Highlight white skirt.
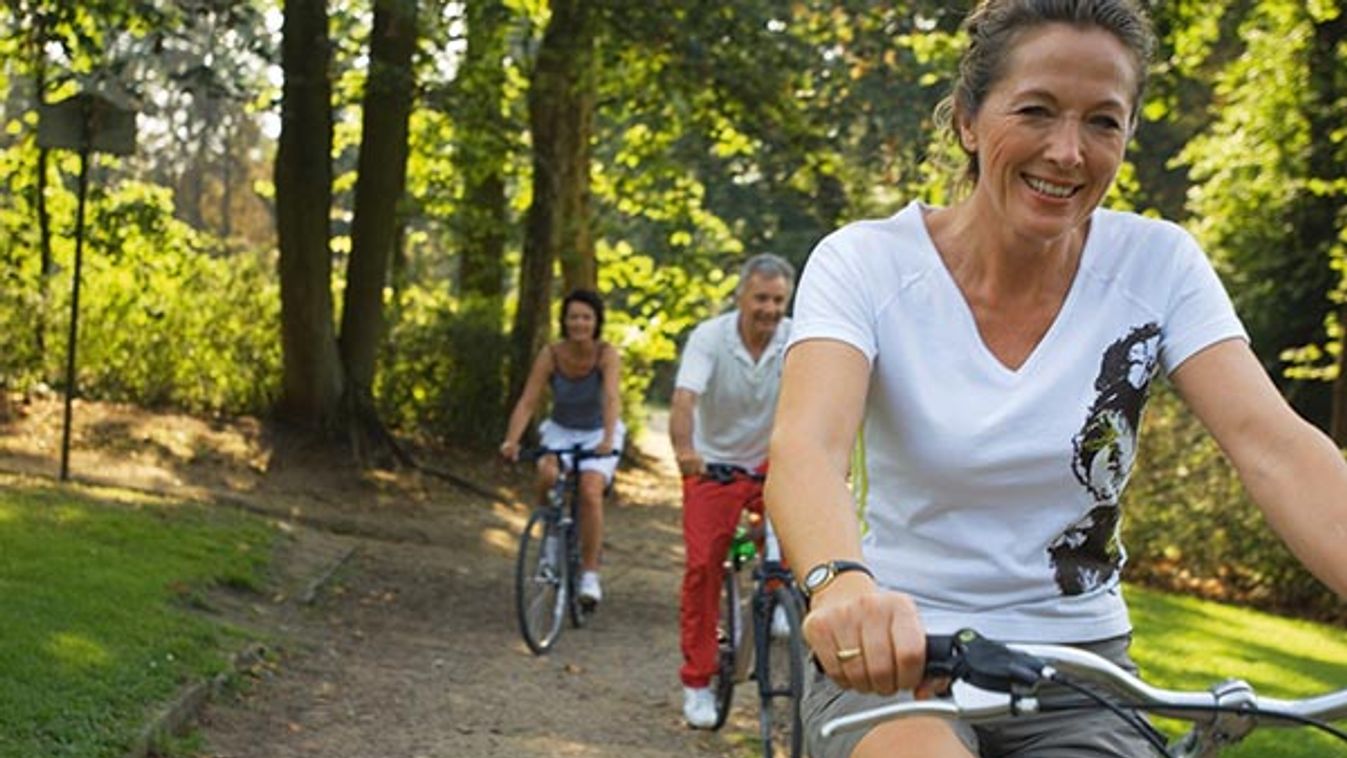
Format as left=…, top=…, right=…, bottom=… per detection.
left=538, top=418, right=626, bottom=483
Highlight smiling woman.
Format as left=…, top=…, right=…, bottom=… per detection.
left=764, top=1, right=1347, bottom=758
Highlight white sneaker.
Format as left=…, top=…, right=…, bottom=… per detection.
left=770, top=604, right=792, bottom=639
left=682, top=686, right=718, bottom=729
left=578, top=571, right=602, bottom=608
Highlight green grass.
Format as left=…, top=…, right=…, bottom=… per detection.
left=0, top=479, right=276, bottom=758
left=1128, top=584, right=1347, bottom=757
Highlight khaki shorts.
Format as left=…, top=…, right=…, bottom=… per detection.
left=803, top=635, right=1158, bottom=758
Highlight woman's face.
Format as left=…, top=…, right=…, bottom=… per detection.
left=563, top=301, right=598, bottom=341
left=960, top=23, right=1136, bottom=245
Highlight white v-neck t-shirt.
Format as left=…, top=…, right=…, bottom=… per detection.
left=789, top=201, right=1246, bottom=642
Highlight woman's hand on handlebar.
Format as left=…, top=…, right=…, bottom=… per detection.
left=803, top=577, right=937, bottom=698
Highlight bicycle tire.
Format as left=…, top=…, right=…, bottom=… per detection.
left=758, top=585, right=804, bottom=758
left=515, top=508, right=568, bottom=654
left=712, top=561, right=742, bottom=730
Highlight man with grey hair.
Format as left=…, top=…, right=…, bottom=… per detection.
left=669, top=252, right=794, bottom=728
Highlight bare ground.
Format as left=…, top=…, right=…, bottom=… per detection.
left=0, top=395, right=765, bottom=758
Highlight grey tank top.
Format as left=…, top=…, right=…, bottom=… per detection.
left=549, top=344, right=605, bottom=430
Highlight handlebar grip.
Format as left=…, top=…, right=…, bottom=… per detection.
left=925, top=634, right=958, bottom=678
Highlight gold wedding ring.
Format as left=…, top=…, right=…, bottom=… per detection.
left=835, top=647, right=863, bottom=662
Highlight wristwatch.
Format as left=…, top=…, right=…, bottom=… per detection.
left=800, top=560, right=874, bottom=600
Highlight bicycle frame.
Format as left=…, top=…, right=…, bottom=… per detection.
left=820, top=629, right=1347, bottom=757
left=513, top=445, right=615, bottom=654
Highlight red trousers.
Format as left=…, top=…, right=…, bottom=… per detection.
left=679, top=470, right=764, bottom=688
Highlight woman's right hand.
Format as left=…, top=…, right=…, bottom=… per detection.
left=801, top=575, right=933, bottom=697
left=498, top=440, right=520, bottom=462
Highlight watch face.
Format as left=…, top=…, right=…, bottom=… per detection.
left=804, top=564, right=831, bottom=593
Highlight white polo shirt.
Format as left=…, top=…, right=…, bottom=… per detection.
left=674, top=311, right=791, bottom=469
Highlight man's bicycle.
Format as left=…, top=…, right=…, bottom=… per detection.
left=821, top=628, right=1347, bottom=756
left=705, top=463, right=806, bottom=758
left=513, top=445, right=615, bottom=655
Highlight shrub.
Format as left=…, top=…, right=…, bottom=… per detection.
left=1124, top=383, right=1339, bottom=620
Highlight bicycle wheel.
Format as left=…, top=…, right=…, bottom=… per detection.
left=758, top=585, right=804, bottom=758
left=567, top=520, right=593, bottom=628
left=515, top=508, right=568, bottom=654
left=711, top=561, right=742, bottom=730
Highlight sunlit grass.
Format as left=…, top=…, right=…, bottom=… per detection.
left=0, top=479, right=276, bottom=758
left=1128, top=584, right=1347, bottom=757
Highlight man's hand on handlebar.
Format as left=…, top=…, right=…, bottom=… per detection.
left=675, top=448, right=705, bottom=477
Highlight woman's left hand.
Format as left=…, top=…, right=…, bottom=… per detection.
left=596, top=438, right=614, bottom=456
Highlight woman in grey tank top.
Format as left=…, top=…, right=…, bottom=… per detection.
left=500, top=289, right=625, bottom=607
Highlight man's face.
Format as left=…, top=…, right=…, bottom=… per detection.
left=736, top=273, right=791, bottom=341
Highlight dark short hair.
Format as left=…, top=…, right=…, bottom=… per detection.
left=936, top=0, right=1156, bottom=186
left=560, top=288, right=605, bottom=340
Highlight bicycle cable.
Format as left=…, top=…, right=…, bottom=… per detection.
left=1122, top=702, right=1347, bottom=745
left=1042, top=673, right=1175, bottom=757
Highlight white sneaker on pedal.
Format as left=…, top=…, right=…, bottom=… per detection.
left=770, top=604, right=792, bottom=639
left=578, top=571, right=602, bottom=608
left=682, top=686, right=717, bottom=729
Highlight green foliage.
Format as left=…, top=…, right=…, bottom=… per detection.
left=1178, top=0, right=1346, bottom=423
left=62, top=180, right=281, bottom=413
left=1124, top=383, right=1339, bottom=619
left=0, top=480, right=275, bottom=758
left=598, top=239, right=737, bottom=424
left=377, top=287, right=511, bottom=446
left=0, top=137, right=281, bottom=413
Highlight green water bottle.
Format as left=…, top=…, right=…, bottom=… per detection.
left=731, top=525, right=757, bottom=563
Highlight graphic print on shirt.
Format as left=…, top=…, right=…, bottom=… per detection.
left=1050, top=322, right=1161, bottom=595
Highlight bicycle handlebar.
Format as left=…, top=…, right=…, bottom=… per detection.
left=703, top=462, right=766, bottom=484
left=821, top=629, right=1347, bottom=747
left=518, top=446, right=619, bottom=465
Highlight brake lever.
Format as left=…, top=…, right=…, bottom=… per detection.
left=934, top=629, right=1050, bottom=694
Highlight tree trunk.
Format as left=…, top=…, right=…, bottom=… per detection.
left=21, top=8, right=54, bottom=358
left=455, top=0, right=509, bottom=303
left=340, top=0, right=417, bottom=394
left=1312, top=12, right=1347, bottom=444
left=221, top=119, right=233, bottom=240
left=275, top=0, right=344, bottom=430
left=338, top=0, right=417, bottom=463
left=450, top=0, right=510, bottom=437
left=508, top=0, right=597, bottom=404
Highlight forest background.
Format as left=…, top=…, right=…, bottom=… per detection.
left=0, top=0, right=1344, bottom=621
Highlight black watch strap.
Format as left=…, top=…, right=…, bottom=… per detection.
left=801, top=559, right=874, bottom=601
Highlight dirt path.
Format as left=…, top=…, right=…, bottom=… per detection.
left=171, top=412, right=762, bottom=758
left=0, top=398, right=770, bottom=757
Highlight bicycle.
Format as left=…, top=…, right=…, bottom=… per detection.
left=820, top=627, right=1347, bottom=756
left=513, top=445, right=616, bottom=655
left=704, top=463, right=806, bottom=758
